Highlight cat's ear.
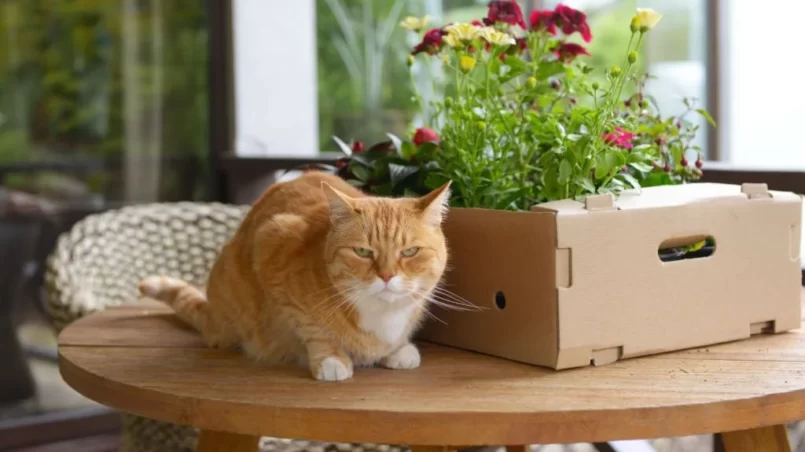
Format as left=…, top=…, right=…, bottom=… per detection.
left=417, top=181, right=452, bottom=226
left=322, top=181, right=356, bottom=224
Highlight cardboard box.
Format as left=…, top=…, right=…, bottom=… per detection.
left=417, top=182, right=803, bottom=369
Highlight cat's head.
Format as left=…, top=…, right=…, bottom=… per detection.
left=322, top=181, right=452, bottom=306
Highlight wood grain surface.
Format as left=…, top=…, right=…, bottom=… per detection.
left=58, top=300, right=805, bottom=446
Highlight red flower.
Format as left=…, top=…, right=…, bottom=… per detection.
left=516, top=37, right=528, bottom=52
left=555, top=42, right=590, bottom=62
left=412, top=28, right=446, bottom=55
left=471, top=20, right=484, bottom=27
left=413, top=127, right=440, bottom=146
left=352, top=141, right=365, bottom=153
left=553, top=4, right=592, bottom=43
left=336, top=158, right=348, bottom=169
left=485, top=0, right=527, bottom=29
left=602, top=127, right=634, bottom=149
left=529, top=10, right=557, bottom=34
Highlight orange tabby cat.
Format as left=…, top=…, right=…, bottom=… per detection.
left=138, top=171, right=452, bottom=381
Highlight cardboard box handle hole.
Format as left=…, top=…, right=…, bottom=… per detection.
left=658, top=235, right=716, bottom=263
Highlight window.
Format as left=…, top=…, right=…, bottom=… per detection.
left=0, top=0, right=212, bottom=203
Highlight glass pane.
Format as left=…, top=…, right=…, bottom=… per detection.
left=0, top=0, right=211, bottom=203
left=0, top=0, right=211, bottom=419
left=317, top=0, right=710, bottom=158
left=316, top=0, right=525, bottom=149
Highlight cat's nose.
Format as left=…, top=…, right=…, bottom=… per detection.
left=379, top=273, right=394, bottom=283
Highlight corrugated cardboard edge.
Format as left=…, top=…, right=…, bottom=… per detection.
left=417, top=208, right=561, bottom=368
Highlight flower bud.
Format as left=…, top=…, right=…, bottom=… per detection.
left=569, top=97, right=577, bottom=104
left=621, top=166, right=629, bottom=173
left=459, top=55, right=476, bottom=73
left=695, top=157, right=703, bottom=168
left=549, top=79, right=560, bottom=89
left=655, top=136, right=666, bottom=146
left=628, top=51, right=637, bottom=64
left=663, top=163, right=671, bottom=173
left=477, top=121, right=487, bottom=129
left=527, top=76, right=538, bottom=89
left=680, top=157, right=688, bottom=167
left=624, top=99, right=632, bottom=107
left=592, top=81, right=600, bottom=90
left=641, top=99, right=649, bottom=108
left=407, top=55, right=415, bottom=67
left=609, top=66, right=622, bottom=77
left=445, top=97, right=454, bottom=108
left=630, top=16, right=640, bottom=33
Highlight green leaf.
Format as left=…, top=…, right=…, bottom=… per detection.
left=566, top=133, right=583, bottom=142
left=536, top=61, right=565, bottom=80
left=628, top=162, right=654, bottom=173
left=386, top=133, right=403, bottom=153
left=620, top=172, right=641, bottom=190
left=401, top=141, right=417, bottom=159
left=388, top=163, right=419, bottom=188
left=556, top=122, right=566, bottom=138
left=332, top=136, right=353, bottom=156
left=696, top=108, right=717, bottom=128
left=575, top=177, right=596, bottom=193
left=559, top=159, right=572, bottom=184
left=350, top=164, right=371, bottom=182
left=632, top=143, right=652, bottom=151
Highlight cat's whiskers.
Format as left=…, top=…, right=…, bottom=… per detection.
left=431, top=286, right=483, bottom=310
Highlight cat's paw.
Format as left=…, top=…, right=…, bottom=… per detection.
left=312, top=356, right=354, bottom=381
left=382, top=343, right=421, bottom=370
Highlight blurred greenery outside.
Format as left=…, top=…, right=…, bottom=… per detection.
left=0, top=0, right=210, bottom=201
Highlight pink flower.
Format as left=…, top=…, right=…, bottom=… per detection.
left=602, top=127, right=634, bottom=149
left=529, top=10, right=557, bottom=34
left=555, top=42, right=590, bottom=62
left=352, top=141, right=365, bottom=153
left=553, top=4, right=592, bottom=43
left=485, top=0, right=527, bottom=29
left=412, top=28, right=446, bottom=55
left=413, top=127, right=440, bottom=146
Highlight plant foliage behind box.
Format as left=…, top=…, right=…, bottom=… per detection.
left=417, top=183, right=803, bottom=369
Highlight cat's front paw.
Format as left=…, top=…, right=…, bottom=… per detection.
left=312, top=356, right=354, bottom=381
left=382, top=343, right=421, bottom=370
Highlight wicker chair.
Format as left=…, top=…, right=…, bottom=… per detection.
left=45, top=202, right=407, bottom=452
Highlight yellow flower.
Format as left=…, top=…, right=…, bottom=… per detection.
left=459, top=55, right=476, bottom=73
left=633, top=8, right=662, bottom=32
left=444, top=23, right=480, bottom=42
left=478, top=27, right=516, bottom=47
left=443, top=34, right=464, bottom=49
left=399, top=15, right=429, bottom=32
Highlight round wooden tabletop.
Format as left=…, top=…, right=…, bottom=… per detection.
left=58, top=299, right=805, bottom=447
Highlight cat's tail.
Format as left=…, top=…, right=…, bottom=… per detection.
left=138, top=276, right=212, bottom=334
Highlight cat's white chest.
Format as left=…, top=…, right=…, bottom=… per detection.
left=356, top=302, right=415, bottom=345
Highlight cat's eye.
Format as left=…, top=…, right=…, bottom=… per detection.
left=353, top=247, right=374, bottom=258
left=401, top=247, right=420, bottom=258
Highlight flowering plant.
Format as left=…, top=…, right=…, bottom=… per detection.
left=331, top=1, right=715, bottom=210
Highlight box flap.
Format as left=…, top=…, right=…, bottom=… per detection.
left=532, top=183, right=801, bottom=215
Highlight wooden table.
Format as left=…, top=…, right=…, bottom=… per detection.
left=58, top=301, right=805, bottom=452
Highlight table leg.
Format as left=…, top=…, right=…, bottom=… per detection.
left=196, top=430, right=260, bottom=452
left=720, top=425, right=791, bottom=452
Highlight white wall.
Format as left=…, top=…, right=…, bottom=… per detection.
left=721, top=0, right=805, bottom=169
left=231, top=0, right=318, bottom=157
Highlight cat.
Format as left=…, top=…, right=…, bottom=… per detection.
left=138, top=170, right=453, bottom=381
